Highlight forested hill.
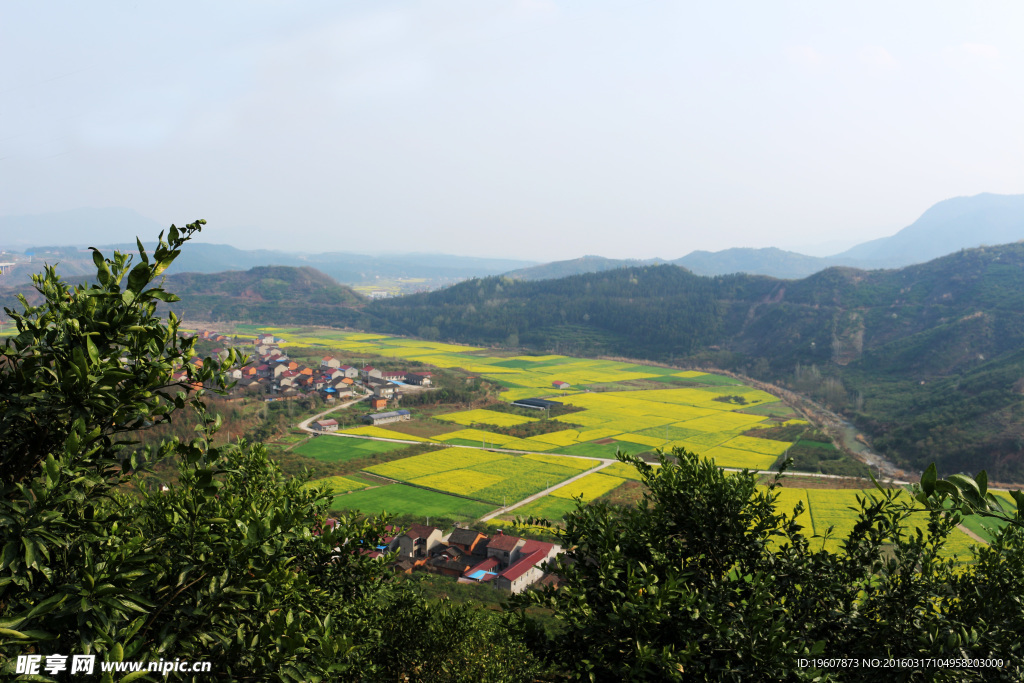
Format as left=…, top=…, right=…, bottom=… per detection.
left=368, top=244, right=1024, bottom=480
left=164, top=266, right=369, bottom=326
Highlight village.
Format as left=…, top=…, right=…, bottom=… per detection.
left=182, top=328, right=567, bottom=594
left=179, top=330, right=432, bottom=411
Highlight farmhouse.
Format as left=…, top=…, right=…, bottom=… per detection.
left=424, top=547, right=475, bottom=578
left=369, top=381, right=399, bottom=399
left=397, top=524, right=442, bottom=559
left=486, top=530, right=525, bottom=565
left=363, top=410, right=411, bottom=426
left=311, top=419, right=338, bottom=432
left=447, top=527, right=488, bottom=556
left=552, top=381, right=570, bottom=390
left=495, top=549, right=549, bottom=594
left=406, top=372, right=433, bottom=386
left=321, top=356, right=341, bottom=369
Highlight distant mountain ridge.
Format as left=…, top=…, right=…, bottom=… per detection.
left=502, top=192, right=1024, bottom=281
left=4, top=193, right=1023, bottom=285
left=505, top=255, right=660, bottom=281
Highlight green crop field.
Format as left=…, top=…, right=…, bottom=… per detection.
left=293, top=436, right=413, bottom=463
left=330, top=484, right=494, bottom=520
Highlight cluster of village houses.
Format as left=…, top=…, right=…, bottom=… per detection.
left=177, top=330, right=432, bottom=421
left=340, top=522, right=562, bottom=594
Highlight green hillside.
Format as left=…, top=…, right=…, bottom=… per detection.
left=367, top=244, right=1024, bottom=480
left=163, top=266, right=370, bottom=326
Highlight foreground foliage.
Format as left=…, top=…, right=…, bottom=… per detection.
left=513, top=450, right=1024, bottom=682
left=0, top=225, right=541, bottom=682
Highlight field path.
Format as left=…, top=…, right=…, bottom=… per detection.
left=956, top=523, right=988, bottom=545
left=297, top=394, right=370, bottom=432
left=479, top=459, right=616, bottom=522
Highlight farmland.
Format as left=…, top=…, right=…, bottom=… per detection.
left=238, top=326, right=982, bottom=556
left=329, top=484, right=494, bottom=520
left=364, top=447, right=597, bottom=505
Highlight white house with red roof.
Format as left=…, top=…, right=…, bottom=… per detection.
left=495, top=549, right=550, bottom=593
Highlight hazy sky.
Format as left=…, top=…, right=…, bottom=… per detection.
left=2, top=1, right=1023, bottom=260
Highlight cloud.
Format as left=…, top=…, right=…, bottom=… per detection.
left=945, top=42, right=1001, bottom=70
left=858, top=45, right=897, bottom=70
left=785, top=45, right=826, bottom=72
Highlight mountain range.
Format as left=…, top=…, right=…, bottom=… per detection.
left=503, top=193, right=1024, bottom=280
left=3, top=193, right=1024, bottom=287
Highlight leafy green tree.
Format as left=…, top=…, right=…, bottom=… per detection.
left=512, top=449, right=1024, bottom=682
left=1, top=223, right=543, bottom=682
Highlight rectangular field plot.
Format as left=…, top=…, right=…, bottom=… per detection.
left=330, top=484, right=494, bottom=520
left=552, top=442, right=641, bottom=458
left=526, top=430, right=590, bottom=448
left=433, top=429, right=516, bottom=446
left=435, top=409, right=538, bottom=427
left=600, top=461, right=650, bottom=481
left=699, top=446, right=777, bottom=470
left=470, top=459, right=583, bottom=504
left=613, top=433, right=669, bottom=448
left=365, top=447, right=507, bottom=480
left=293, top=437, right=414, bottom=463
left=675, top=412, right=768, bottom=433
left=523, top=452, right=598, bottom=471
left=496, top=437, right=559, bottom=452
left=364, top=448, right=582, bottom=505
left=337, top=426, right=435, bottom=442
left=719, top=435, right=793, bottom=456
left=550, top=472, right=628, bottom=502
left=411, top=469, right=505, bottom=495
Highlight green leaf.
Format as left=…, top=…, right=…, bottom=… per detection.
left=0, top=627, right=30, bottom=639
left=127, top=262, right=151, bottom=294
left=920, top=463, right=937, bottom=497
left=86, top=335, right=100, bottom=365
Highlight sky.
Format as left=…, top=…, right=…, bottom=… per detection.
left=2, top=1, right=1023, bottom=261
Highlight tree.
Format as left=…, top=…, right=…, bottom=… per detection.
left=1, top=223, right=543, bottom=682
left=511, top=449, right=1024, bottom=682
